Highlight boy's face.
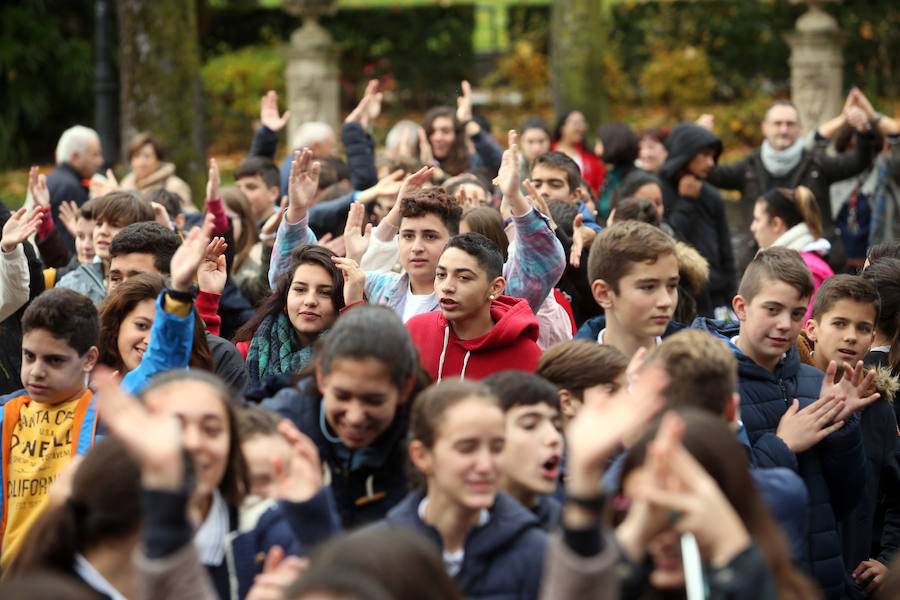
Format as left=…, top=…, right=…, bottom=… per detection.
left=435, top=247, right=503, bottom=323
left=242, top=433, right=293, bottom=499
left=21, top=329, right=97, bottom=405
left=520, top=129, right=551, bottom=163
left=686, top=148, right=716, bottom=180
left=93, top=218, right=124, bottom=260
left=74, top=217, right=95, bottom=264
left=501, top=403, right=563, bottom=499
left=237, top=175, right=279, bottom=221
left=530, top=165, right=578, bottom=205
left=108, top=252, right=160, bottom=292
left=806, top=299, right=876, bottom=370
left=733, top=278, right=809, bottom=372
left=594, top=254, right=680, bottom=339
left=398, top=214, right=450, bottom=287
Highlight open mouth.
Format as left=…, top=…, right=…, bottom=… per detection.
left=541, top=455, right=561, bottom=478
left=439, top=298, right=458, bottom=310
left=838, top=349, right=857, bottom=358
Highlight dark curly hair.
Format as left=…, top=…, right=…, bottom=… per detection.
left=398, top=188, right=462, bottom=235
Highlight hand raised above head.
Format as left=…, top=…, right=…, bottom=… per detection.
left=170, top=213, right=215, bottom=292
left=260, top=90, right=291, bottom=132
left=287, top=149, right=320, bottom=223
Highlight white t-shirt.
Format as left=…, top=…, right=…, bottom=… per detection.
left=596, top=328, right=662, bottom=347
left=402, top=287, right=437, bottom=323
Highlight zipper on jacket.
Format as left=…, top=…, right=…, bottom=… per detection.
left=778, top=378, right=788, bottom=405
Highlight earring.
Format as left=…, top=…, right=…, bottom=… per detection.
left=489, top=294, right=495, bottom=300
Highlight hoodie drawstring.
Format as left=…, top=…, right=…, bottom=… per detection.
left=437, top=324, right=471, bottom=381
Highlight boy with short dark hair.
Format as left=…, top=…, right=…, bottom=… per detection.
left=797, top=274, right=900, bottom=596
left=484, top=370, right=563, bottom=530
left=695, top=246, right=874, bottom=599
left=406, top=232, right=541, bottom=381
left=530, top=151, right=601, bottom=232
left=0, top=288, right=100, bottom=567
left=575, top=220, right=681, bottom=358
left=236, top=406, right=294, bottom=501
left=235, top=156, right=282, bottom=225
left=56, top=191, right=155, bottom=304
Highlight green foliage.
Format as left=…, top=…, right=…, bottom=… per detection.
left=0, top=0, right=95, bottom=168
left=201, top=45, right=285, bottom=153
left=638, top=45, right=716, bottom=114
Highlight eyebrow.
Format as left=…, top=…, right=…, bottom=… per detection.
left=292, top=280, right=333, bottom=288
left=400, top=228, right=443, bottom=235
left=23, top=349, right=71, bottom=361
left=436, top=266, right=479, bottom=276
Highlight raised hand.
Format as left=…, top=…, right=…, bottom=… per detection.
left=206, top=158, right=221, bottom=203
left=170, top=213, right=215, bottom=292
left=260, top=90, right=291, bottom=132
left=695, top=113, right=715, bottom=131
left=58, top=200, right=80, bottom=237
left=1, top=207, right=44, bottom=253
left=198, top=236, right=228, bottom=295
left=151, top=202, right=174, bottom=230
left=776, top=395, right=845, bottom=453
left=89, top=169, right=119, bottom=198
left=385, top=165, right=435, bottom=228
left=826, top=360, right=879, bottom=423
left=332, top=256, right=365, bottom=305
left=846, top=106, right=871, bottom=133
left=343, top=201, right=372, bottom=263
left=93, top=366, right=184, bottom=490
left=287, top=149, right=319, bottom=224
left=344, top=79, right=381, bottom=128
left=492, top=130, right=529, bottom=217
left=569, top=213, right=595, bottom=268
left=525, top=180, right=557, bottom=230
left=418, top=127, right=437, bottom=167
left=246, top=545, right=309, bottom=600
left=271, top=420, right=324, bottom=502
left=356, top=168, right=404, bottom=205
left=849, top=88, right=878, bottom=123
left=28, top=166, right=50, bottom=208
left=261, top=197, right=288, bottom=244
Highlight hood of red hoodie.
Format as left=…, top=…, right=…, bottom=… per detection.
left=437, top=295, right=539, bottom=351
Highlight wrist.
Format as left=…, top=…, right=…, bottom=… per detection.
left=0, top=242, right=14, bottom=253
left=167, top=283, right=198, bottom=300
left=286, top=208, right=307, bottom=225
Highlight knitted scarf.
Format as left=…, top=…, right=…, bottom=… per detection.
left=760, top=139, right=804, bottom=178
left=246, top=312, right=320, bottom=383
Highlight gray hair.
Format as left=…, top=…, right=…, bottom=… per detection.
left=55, top=125, right=100, bottom=165
left=295, top=121, right=334, bottom=148
left=385, top=120, right=421, bottom=154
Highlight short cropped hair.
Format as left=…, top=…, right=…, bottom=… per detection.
left=235, top=156, right=280, bottom=190
left=764, top=100, right=800, bottom=123
left=862, top=258, right=900, bottom=346
left=109, top=222, right=182, bottom=275
left=295, top=121, right=334, bottom=148
left=126, top=131, right=165, bottom=161
left=536, top=340, right=629, bottom=402
left=810, top=274, right=880, bottom=322
left=483, top=370, right=561, bottom=412
left=867, top=240, right=900, bottom=263
left=531, top=151, right=581, bottom=192
left=236, top=406, right=284, bottom=439
left=738, top=246, right=813, bottom=304
left=443, top=232, right=504, bottom=281
left=645, top=330, right=737, bottom=415
left=93, top=191, right=154, bottom=227
left=586, top=220, right=676, bottom=293
left=55, top=125, right=99, bottom=165
left=22, top=288, right=99, bottom=356
left=399, top=188, right=462, bottom=236
left=611, top=196, right=660, bottom=227
left=77, top=198, right=96, bottom=221
left=145, top=189, right=184, bottom=218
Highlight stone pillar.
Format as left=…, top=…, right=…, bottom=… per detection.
left=283, top=0, right=340, bottom=151
left=784, top=0, right=845, bottom=133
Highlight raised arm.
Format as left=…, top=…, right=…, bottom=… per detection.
left=0, top=207, right=41, bottom=321
left=269, top=150, right=319, bottom=288
left=342, top=79, right=380, bottom=191
left=249, top=90, right=291, bottom=159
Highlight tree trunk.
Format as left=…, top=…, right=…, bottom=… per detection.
left=117, top=0, right=204, bottom=206
left=550, top=0, right=609, bottom=135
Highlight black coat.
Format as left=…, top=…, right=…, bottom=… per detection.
left=46, top=163, right=90, bottom=252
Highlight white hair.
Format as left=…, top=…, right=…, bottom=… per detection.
left=294, top=122, right=334, bottom=148
left=385, top=120, right=421, bottom=153
left=55, top=125, right=100, bottom=165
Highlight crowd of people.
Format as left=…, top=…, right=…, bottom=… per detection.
left=2, top=77, right=900, bottom=600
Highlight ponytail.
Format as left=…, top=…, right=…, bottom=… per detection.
left=793, top=186, right=822, bottom=239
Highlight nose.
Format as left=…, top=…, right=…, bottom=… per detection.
left=181, top=423, right=200, bottom=453
left=344, top=402, right=366, bottom=427
left=303, top=290, right=318, bottom=307
left=544, top=423, right=563, bottom=449
left=657, top=287, right=674, bottom=309
left=474, top=447, right=495, bottom=473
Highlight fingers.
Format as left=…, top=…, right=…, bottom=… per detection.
left=262, top=545, right=285, bottom=574
left=507, top=129, right=518, bottom=152
left=626, top=347, right=648, bottom=382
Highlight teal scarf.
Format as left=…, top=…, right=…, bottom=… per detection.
left=246, top=312, right=322, bottom=383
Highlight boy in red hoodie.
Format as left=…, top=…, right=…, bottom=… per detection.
left=406, top=232, right=541, bottom=381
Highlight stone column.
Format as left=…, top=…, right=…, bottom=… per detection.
left=283, top=0, right=340, bottom=151
left=784, top=0, right=845, bottom=133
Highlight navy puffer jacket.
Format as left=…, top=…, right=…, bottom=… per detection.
left=694, top=318, right=866, bottom=599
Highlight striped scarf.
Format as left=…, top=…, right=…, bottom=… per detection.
left=246, top=312, right=319, bottom=383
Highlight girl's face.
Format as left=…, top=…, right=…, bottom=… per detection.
left=750, top=201, right=785, bottom=249
left=224, top=205, right=244, bottom=248
left=520, top=128, right=551, bottom=163
left=622, top=466, right=685, bottom=590
left=419, top=397, right=506, bottom=511
left=318, top=357, right=406, bottom=448
left=638, top=137, right=667, bottom=173
left=117, top=298, right=155, bottom=373
left=286, top=263, right=338, bottom=340
left=560, top=112, right=586, bottom=145
left=131, top=143, right=160, bottom=179
left=429, top=116, right=456, bottom=160
left=633, top=183, right=664, bottom=220
left=145, top=380, right=231, bottom=501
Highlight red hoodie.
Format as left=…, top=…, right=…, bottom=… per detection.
left=406, top=295, right=542, bottom=381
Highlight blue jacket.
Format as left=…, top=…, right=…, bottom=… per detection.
left=694, top=318, right=866, bottom=599
left=261, top=379, right=409, bottom=528
left=381, top=490, right=547, bottom=600
left=574, top=315, right=686, bottom=341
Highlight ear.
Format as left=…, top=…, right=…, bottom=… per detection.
left=606, top=209, right=616, bottom=227
left=723, top=392, right=740, bottom=424
left=591, top=278, right=614, bottom=310
left=398, top=374, right=416, bottom=405
left=732, top=294, right=747, bottom=321
left=570, top=185, right=583, bottom=204
left=558, top=389, right=582, bottom=420
left=83, top=346, right=99, bottom=373
left=268, top=186, right=281, bottom=202
left=408, top=439, right=432, bottom=476
left=771, top=216, right=787, bottom=234
left=489, top=276, right=506, bottom=299
left=805, top=318, right=818, bottom=342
